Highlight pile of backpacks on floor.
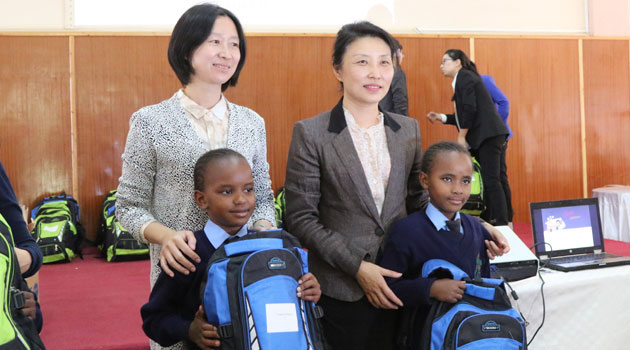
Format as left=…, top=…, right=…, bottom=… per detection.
left=29, top=191, right=148, bottom=263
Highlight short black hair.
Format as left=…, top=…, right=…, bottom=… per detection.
left=332, top=21, right=399, bottom=71
left=421, top=141, right=471, bottom=174
left=194, top=148, right=247, bottom=191
left=444, top=49, right=478, bottom=76
left=167, top=3, right=247, bottom=91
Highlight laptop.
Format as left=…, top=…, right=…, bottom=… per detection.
left=530, top=197, right=630, bottom=272
left=490, top=226, right=539, bottom=281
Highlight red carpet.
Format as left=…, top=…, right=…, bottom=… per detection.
left=36, top=224, right=630, bottom=349
left=39, top=247, right=151, bottom=350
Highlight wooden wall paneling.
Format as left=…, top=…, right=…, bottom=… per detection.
left=475, top=38, right=583, bottom=223
left=401, top=37, right=470, bottom=148
left=225, top=36, right=340, bottom=191
left=583, top=40, right=630, bottom=193
left=0, top=36, right=72, bottom=215
left=74, top=35, right=179, bottom=241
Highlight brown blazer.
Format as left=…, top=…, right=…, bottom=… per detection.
left=284, top=98, right=425, bottom=302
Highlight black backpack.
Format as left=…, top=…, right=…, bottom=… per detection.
left=0, top=214, right=46, bottom=350
left=397, top=259, right=527, bottom=350
left=201, top=229, right=327, bottom=350
left=30, top=194, right=84, bottom=263
left=97, top=190, right=149, bottom=262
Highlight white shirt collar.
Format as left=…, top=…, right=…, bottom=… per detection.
left=177, top=89, right=228, bottom=121
left=203, top=219, right=248, bottom=249
left=342, top=107, right=384, bottom=131
left=426, top=202, right=463, bottom=234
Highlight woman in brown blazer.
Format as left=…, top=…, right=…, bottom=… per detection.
left=285, top=23, right=509, bottom=350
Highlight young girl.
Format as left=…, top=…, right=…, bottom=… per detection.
left=379, top=141, right=494, bottom=350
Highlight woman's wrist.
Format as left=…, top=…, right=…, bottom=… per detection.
left=144, top=221, right=176, bottom=245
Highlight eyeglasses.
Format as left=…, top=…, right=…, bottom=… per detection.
left=441, top=58, right=453, bottom=65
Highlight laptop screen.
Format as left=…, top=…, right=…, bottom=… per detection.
left=530, top=198, right=605, bottom=258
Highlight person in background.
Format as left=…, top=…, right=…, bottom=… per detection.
left=115, top=4, right=276, bottom=349
left=427, top=49, right=510, bottom=226
left=0, top=160, right=43, bottom=332
left=379, top=39, right=408, bottom=116
left=481, top=74, right=514, bottom=229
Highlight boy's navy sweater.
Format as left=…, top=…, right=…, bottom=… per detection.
left=380, top=209, right=491, bottom=307
left=141, top=229, right=215, bottom=348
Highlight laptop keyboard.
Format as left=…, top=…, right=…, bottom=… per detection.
left=551, top=253, right=613, bottom=264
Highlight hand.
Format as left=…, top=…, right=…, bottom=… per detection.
left=355, top=261, right=403, bottom=309
left=14, top=248, right=32, bottom=274
left=160, top=230, right=200, bottom=277
left=189, top=306, right=220, bottom=350
left=482, top=222, right=511, bottom=259
left=251, top=220, right=276, bottom=232
left=297, top=272, right=321, bottom=303
left=430, top=279, right=466, bottom=303
left=426, top=112, right=443, bottom=124
left=21, top=291, right=37, bottom=320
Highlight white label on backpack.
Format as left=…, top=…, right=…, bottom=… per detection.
left=266, top=303, right=298, bottom=333
left=44, top=225, right=59, bottom=232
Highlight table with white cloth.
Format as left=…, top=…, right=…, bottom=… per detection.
left=592, top=185, right=630, bottom=242
left=509, top=265, right=630, bottom=349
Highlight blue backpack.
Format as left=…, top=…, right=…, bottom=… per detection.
left=201, top=229, right=326, bottom=350
left=399, top=259, right=527, bottom=350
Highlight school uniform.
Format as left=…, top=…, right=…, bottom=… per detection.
left=380, top=203, right=491, bottom=349
left=140, top=221, right=248, bottom=350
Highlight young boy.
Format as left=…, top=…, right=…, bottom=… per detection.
left=379, top=141, right=494, bottom=349
left=141, top=149, right=321, bottom=350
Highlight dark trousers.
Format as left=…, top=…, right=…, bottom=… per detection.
left=500, top=140, right=514, bottom=222
left=472, top=134, right=509, bottom=225
left=318, top=294, right=398, bottom=350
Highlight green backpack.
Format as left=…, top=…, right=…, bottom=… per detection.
left=30, top=195, right=84, bottom=264
left=460, top=157, right=485, bottom=217
left=97, top=190, right=149, bottom=262
left=0, top=214, right=45, bottom=350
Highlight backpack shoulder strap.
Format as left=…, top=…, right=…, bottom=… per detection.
left=421, top=259, right=470, bottom=280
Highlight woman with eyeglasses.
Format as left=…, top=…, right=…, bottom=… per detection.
left=427, top=49, right=510, bottom=226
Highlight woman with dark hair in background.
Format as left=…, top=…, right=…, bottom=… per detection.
left=116, top=4, right=276, bottom=348
left=427, top=49, right=510, bottom=226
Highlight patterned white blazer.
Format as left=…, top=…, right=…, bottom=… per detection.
left=116, top=93, right=275, bottom=288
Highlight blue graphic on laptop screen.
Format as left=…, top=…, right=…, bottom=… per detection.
left=532, top=203, right=603, bottom=252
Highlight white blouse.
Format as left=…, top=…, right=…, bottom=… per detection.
left=343, top=108, right=391, bottom=214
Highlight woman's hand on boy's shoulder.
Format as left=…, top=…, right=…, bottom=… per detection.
left=189, top=306, right=220, bottom=350
left=160, top=230, right=201, bottom=278
left=297, top=272, right=321, bottom=303
left=251, top=219, right=276, bottom=232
